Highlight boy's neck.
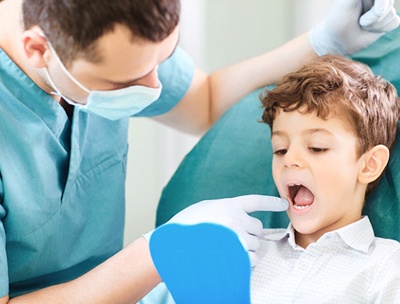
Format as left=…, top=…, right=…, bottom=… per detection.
left=294, top=214, right=363, bottom=249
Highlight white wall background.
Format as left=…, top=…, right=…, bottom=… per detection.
left=124, top=0, right=399, bottom=243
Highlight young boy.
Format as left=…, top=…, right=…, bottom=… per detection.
left=252, top=55, right=400, bottom=303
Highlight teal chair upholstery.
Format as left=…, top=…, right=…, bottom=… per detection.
left=156, top=26, right=400, bottom=241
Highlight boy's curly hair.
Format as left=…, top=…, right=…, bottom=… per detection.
left=261, top=55, right=400, bottom=194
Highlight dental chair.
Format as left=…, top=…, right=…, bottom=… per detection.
left=156, top=26, right=400, bottom=242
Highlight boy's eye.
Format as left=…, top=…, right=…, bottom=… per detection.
left=309, top=147, right=328, bottom=153
left=273, top=149, right=287, bottom=156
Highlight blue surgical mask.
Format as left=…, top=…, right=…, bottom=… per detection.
left=44, top=42, right=162, bottom=121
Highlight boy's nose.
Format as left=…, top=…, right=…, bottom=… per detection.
left=283, top=148, right=301, bottom=168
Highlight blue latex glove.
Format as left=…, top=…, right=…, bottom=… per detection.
left=310, top=0, right=400, bottom=56
left=145, top=195, right=288, bottom=267
left=150, top=223, right=251, bottom=304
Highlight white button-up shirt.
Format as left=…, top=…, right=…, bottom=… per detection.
left=251, top=217, right=400, bottom=303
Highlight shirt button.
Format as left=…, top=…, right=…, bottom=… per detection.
left=299, top=261, right=307, bottom=270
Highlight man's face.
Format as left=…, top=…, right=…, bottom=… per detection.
left=271, top=109, right=366, bottom=246
left=44, top=25, right=179, bottom=104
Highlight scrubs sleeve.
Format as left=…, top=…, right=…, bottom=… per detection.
left=0, top=178, right=9, bottom=297
left=134, top=46, right=194, bottom=117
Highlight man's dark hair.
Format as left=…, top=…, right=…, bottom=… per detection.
left=22, top=0, right=180, bottom=66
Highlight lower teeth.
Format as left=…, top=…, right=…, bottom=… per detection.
left=294, top=204, right=310, bottom=210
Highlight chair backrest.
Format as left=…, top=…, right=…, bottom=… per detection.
left=156, top=25, right=400, bottom=241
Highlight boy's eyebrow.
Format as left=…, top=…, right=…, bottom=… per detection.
left=271, top=128, right=335, bottom=137
left=303, top=128, right=335, bottom=137
left=271, top=130, right=287, bottom=138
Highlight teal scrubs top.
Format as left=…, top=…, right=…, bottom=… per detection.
left=0, top=47, right=194, bottom=298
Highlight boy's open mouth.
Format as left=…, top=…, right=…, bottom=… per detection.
left=288, top=183, right=315, bottom=210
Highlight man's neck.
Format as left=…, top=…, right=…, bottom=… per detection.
left=0, top=0, right=57, bottom=99
left=0, top=0, right=73, bottom=118
left=0, top=0, right=23, bottom=51
left=0, top=0, right=31, bottom=74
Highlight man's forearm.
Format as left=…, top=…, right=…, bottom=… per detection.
left=154, top=32, right=317, bottom=135
left=208, top=32, right=317, bottom=123
left=6, top=238, right=161, bottom=304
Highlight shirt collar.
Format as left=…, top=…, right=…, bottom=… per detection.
left=0, top=48, right=70, bottom=134
left=263, top=216, right=375, bottom=253
left=330, top=216, right=375, bottom=253
left=262, top=224, right=303, bottom=250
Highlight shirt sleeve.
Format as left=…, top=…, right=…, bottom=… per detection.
left=368, top=248, right=400, bottom=302
left=0, top=178, right=9, bottom=297
left=134, top=46, right=195, bottom=117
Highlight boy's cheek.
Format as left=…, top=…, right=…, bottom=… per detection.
left=274, top=180, right=286, bottom=199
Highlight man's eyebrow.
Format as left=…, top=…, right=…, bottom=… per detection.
left=166, top=36, right=180, bottom=60
left=108, top=70, right=154, bottom=87
left=107, top=38, right=180, bottom=87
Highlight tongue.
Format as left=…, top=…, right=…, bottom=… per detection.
left=294, top=186, right=314, bottom=206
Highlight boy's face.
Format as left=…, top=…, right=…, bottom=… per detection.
left=271, top=109, right=366, bottom=246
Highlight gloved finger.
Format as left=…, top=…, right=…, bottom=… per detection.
left=248, top=251, right=260, bottom=268
left=241, top=233, right=260, bottom=253
left=334, top=0, right=365, bottom=10
left=361, top=5, right=399, bottom=29
left=244, top=215, right=263, bottom=237
left=371, top=0, right=394, bottom=15
left=234, top=194, right=288, bottom=213
left=361, top=0, right=374, bottom=12
left=233, top=226, right=260, bottom=251
left=248, top=234, right=260, bottom=253
left=361, top=8, right=400, bottom=32
left=360, top=0, right=394, bottom=26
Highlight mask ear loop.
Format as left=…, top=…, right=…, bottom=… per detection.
left=39, top=31, right=90, bottom=108
left=39, top=31, right=91, bottom=94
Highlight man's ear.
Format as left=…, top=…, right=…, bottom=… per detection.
left=358, top=145, right=390, bottom=185
left=21, top=26, right=49, bottom=68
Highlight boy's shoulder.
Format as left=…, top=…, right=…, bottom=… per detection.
left=372, top=236, right=400, bottom=253
left=365, top=236, right=400, bottom=269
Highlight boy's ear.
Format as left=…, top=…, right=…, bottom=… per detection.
left=21, top=26, right=49, bottom=68
left=358, top=145, right=390, bottom=185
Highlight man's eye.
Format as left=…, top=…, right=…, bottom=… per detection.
left=309, top=147, right=328, bottom=153
left=273, top=149, right=287, bottom=155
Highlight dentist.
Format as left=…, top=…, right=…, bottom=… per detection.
left=0, top=0, right=398, bottom=303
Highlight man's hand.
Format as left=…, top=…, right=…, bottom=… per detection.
left=310, top=0, right=400, bottom=56
left=163, top=195, right=288, bottom=266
